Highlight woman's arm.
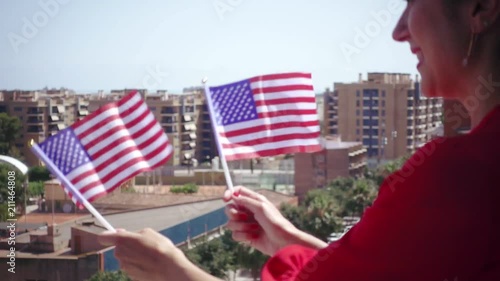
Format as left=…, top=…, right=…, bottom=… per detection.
left=98, top=228, right=223, bottom=281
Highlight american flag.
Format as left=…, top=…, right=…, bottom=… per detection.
left=207, top=72, right=322, bottom=161
left=38, top=91, right=172, bottom=203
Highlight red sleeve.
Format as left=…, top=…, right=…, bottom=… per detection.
left=262, top=139, right=495, bottom=281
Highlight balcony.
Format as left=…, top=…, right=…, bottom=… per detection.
left=78, top=110, right=89, bottom=117
left=27, top=117, right=43, bottom=124
left=182, top=115, right=194, bottom=122
left=27, top=125, right=44, bottom=134
left=51, top=105, right=66, bottom=114
left=27, top=108, right=43, bottom=115
left=163, top=125, right=177, bottom=133
left=349, top=161, right=367, bottom=170
left=182, top=123, right=196, bottom=132
left=160, top=107, right=178, bottom=114
left=161, top=117, right=177, bottom=124
left=348, top=148, right=367, bottom=157
left=49, top=114, right=63, bottom=123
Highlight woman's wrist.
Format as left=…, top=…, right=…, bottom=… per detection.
left=282, top=225, right=328, bottom=250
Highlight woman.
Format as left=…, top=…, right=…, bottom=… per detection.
left=98, top=0, right=500, bottom=280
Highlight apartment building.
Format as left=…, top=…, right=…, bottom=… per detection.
left=88, top=89, right=201, bottom=169
left=324, top=73, right=443, bottom=164
left=0, top=89, right=89, bottom=166
left=190, top=89, right=218, bottom=165
left=294, top=136, right=367, bottom=200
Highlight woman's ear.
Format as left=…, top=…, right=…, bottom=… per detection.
left=471, top=0, right=500, bottom=32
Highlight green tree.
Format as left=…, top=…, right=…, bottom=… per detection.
left=28, top=166, right=51, bottom=182
left=28, top=181, right=45, bottom=197
left=326, top=177, right=378, bottom=217
left=0, top=163, right=27, bottom=220
left=281, top=191, right=343, bottom=242
left=184, top=236, right=235, bottom=279
left=0, top=113, right=22, bottom=156
left=170, top=183, right=199, bottom=194
left=235, top=245, right=268, bottom=281
left=281, top=176, right=379, bottom=242
left=219, top=230, right=269, bottom=281
left=87, top=270, right=132, bottom=281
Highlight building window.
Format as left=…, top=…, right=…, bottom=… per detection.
left=356, top=129, right=360, bottom=135
left=363, top=109, right=378, bottom=116
left=368, top=148, right=379, bottom=157
left=356, top=100, right=360, bottom=107
left=356, top=90, right=360, bottom=97
left=14, top=107, right=22, bottom=112
left=382, top=100, right=386, bottom=107
left=363, top=119, right=379, bottom=126
left=381, top=110, right=385, bottom=116
left=382, top=91, right=386, bottom=97
left=356, top=110, right=360, bottom=116
left=149, top=107, right=157, bottom=111
left=356, top=120, right=360, bottom=126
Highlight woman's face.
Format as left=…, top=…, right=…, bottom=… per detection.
left=393, top=0, right=470, bottom=98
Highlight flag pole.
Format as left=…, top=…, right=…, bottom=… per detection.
left=202, top=78, right=234, bottom=191
left=30, top=142, right=116, bottom=232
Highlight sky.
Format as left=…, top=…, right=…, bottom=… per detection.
left=0, top=0, right=418, bottom=94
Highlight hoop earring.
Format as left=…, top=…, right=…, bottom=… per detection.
left=462, top=28, right=477, bottom=67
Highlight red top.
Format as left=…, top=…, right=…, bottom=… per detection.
left=262, top=105, right=500, bottom=281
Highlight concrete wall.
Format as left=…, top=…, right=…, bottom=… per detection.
left=71, top=227, right=106, bottom=255
left=134, top=171, right=228, bottom=186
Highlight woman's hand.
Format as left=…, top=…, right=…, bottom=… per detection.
left=224, top=186, right=326, bottom=256
left=98, top=228, right=221, bottom=281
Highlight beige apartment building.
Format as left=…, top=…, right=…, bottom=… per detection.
left=294, top=136, right=367, bottom=200
left=324, top=73, right=443, bottom=163
left=0, top=89, right=89, bottom=166
left=0, top=88, right=217, bottom=170
left=88, top=89, right=203, bottom=169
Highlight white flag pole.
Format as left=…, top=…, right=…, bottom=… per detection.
left=202, top=78, right=234, bottom=191
left=30, top=142, right=116, bottom=232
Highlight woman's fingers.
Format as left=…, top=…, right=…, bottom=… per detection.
left=223, top=186, right=267, bottom=203
left=236, top=186, right=267, bottom=202
left=227, top=220, right=261, bottom=232
left=98, top=229, right=142, bottom=247
left=231, top=230, right=261, bottom=243
left=232, top=194, right=265, bottom=216
left=225, top=203, right=255, bottom=220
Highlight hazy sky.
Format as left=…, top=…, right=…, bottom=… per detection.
left=0, top=0, right=418, bottom=93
